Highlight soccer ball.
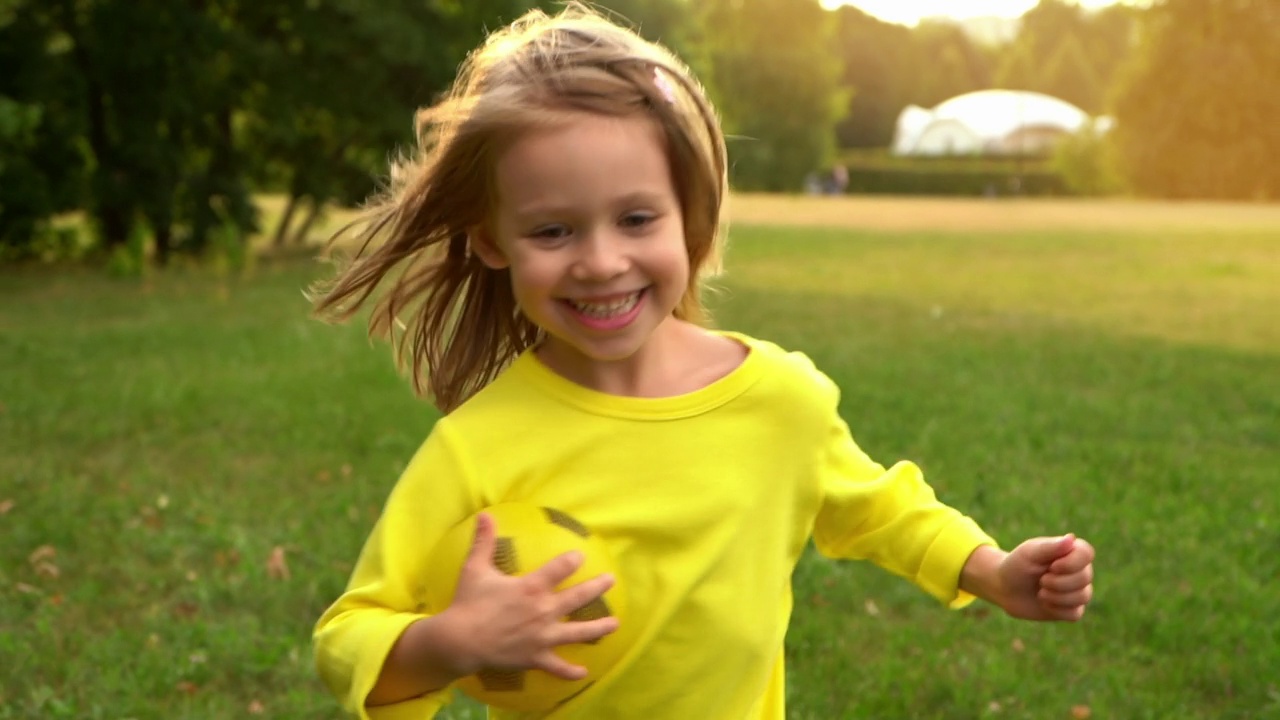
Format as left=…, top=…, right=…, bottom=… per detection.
left=423, top=503, right=628, bottom=711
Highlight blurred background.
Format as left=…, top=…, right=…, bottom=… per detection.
left=2, top=2, right=1278, bottom=719
left=1, top=0, right=1276, bottom=265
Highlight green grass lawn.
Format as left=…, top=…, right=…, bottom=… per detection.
left=2, top=220, right=1277, bottom=719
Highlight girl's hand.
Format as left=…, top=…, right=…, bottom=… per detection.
left=439, top=512, right=620, bottom=680
left=996, top=534, right=1095, bottom=621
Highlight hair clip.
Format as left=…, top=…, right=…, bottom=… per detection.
left=653, top=67, right=677, bottom=105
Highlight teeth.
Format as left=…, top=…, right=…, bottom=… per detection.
left=570, top=291, right=641, bottom=318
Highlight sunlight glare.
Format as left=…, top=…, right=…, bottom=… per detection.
left=819, top=0, right=1140, bottom=26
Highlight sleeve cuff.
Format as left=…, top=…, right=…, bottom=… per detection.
left=335, top=612, right=453, bottom=720
left=365, top=695, right=451, bottom=720
left=916, top=516, right=999, bottom=609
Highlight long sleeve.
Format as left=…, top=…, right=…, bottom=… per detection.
left=313, top=419, right=484, bottom=719
left=812, top=412, right=997, bottom=609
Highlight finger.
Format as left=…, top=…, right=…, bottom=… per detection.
left=1040, top=567, right=1093, bottom=593
left=551, top=616, right=620, bottom=646
left=1043, top=605, right=1086, bottom=622
left=556, top=573, right=616, bottom=615
left=464, top=512, right=497, bottom=571
left=533, top=651, right=590, bottom=681
left=1050, top=539, right=1095, bottom=574
left=527, top=550, right=586, bottom=588
left=1040, top=585, right=1093, bottom=608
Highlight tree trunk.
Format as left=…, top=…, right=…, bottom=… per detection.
left=154, top=223, right=173, bottom=266
left=272, top=193, right=301, bottom=248
left=290, top=198, right=322, bottom=246
left=57, top=0, right=128, bottom=250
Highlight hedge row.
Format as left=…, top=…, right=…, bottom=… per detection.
left=842, top=166, right=1069, bottom=197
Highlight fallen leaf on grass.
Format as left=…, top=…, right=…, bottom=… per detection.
left=1011, top=637, right=1025, bottom=652
left=266, top=546, right=290, bottom=580
left=172, top=601, right=200, bottom=619
left=248, top=700, right=265, bottom=715
left=139, top=506, right=163, bottom=529
left=0, top=499, right=14, bottom=514
left=28, top=545, right=56, bottom=564
left=864, top=599, right=880, bottom=617
left=28, top=546, right=60, bottom=579
left=1071, top=705, right=1092, bottom=719
left=215, top=549, right=242, bottom=568
left=15, top=583, right=39, bottom=595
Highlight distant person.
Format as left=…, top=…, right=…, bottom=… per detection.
left=804, top=171, right=823, bottom=195
left=309, top=4, right=1097, bottom=718
left=830, top=163, right=849, bottom=195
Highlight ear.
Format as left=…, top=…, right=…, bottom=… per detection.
left=468, top=225, right=509, bottom=270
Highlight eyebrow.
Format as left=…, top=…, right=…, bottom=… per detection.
left=508, top=191, right=670, bottom=219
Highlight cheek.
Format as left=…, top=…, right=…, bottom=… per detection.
left=506, top=253, right=562, bottom=300
left=661, top=237, right=692, bottom=287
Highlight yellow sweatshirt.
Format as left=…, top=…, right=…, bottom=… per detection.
left=314, top=332, right=997, bottom=719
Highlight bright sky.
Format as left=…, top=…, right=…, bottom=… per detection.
left=819, top=0, right=1146, bottom=26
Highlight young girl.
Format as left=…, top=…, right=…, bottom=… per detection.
left=311, top=5, right=1096, bottom=719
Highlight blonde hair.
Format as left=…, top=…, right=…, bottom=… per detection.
left=310, top=2, right=728, bottom=413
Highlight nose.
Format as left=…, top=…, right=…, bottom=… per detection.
left=571, top=230, right=629, bottom=281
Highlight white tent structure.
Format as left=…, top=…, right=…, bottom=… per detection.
left=892, top=90, right=1107, bottom=156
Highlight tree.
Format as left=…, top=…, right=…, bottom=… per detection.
left=910, top=21, right=994, bottom=107
left=1018, top=0, right=1089, bottom=63
left=995, top=38, right=1042, bottom=92
left=1109, top=0, right=1280, bottom=199
left=831, top=5, right=918, bottom=148
left=697, top=0, right=848, bottom=191
left=23, top=0, right=261, bottom=263
left=245, top=0, right=548, bottom=248
left=1085, top=4, right=1140, bottom=112
left=994, top=0, right=1137, bottom=112
left=0, top=3, right=88, bottom=256
left=1041, top=33, right=1103, bottom=113
left=593, top=0, right=696, bottom=58
left=1052, top=121, right=1124, bottom=195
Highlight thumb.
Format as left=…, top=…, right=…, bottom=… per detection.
left=1020, top=533, right=1075, bottom=565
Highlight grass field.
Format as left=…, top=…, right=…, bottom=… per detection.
left=2, top=197, right=1278, bottom=719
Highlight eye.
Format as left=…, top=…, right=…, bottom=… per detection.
left=619, top=212, right=657, bottom=229
left=529, top=224, right=571, bottom=241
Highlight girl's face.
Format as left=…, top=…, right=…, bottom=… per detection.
left=476, top=112, right=691, bottom=387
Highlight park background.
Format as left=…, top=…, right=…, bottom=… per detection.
left=1, top=0, right=1277, bottom=718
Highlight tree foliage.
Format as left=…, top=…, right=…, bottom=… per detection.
left=3, top=0, right=1274, bottom=260
left=0, top=0, right=543, bottom=261
left=1109, top=0, right=1280, bottom=199
left=830, top=7, right=917, bottom=149
left=696, top=0, right=848, bottom=191
left=1041, top=32, right=1103, bottom=113
left=911, top=21, right=995, bottom=108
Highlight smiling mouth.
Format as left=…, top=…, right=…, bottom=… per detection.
left=565, top=289, right=646, bottom=319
